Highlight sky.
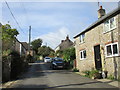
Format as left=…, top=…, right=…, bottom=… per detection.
left=1, top=1, right=119, bottom=49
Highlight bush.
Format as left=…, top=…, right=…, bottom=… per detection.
left=107, top=75, right=115, bottom=80
left=83, top=69, right=101, bottom=79
left=82, top=70, right=91, bottom=77
left=10, top=51, right=28, bottom=80
left=26, top=54, right=34, bottom=63
left=73, top=68, right=79, bottom=72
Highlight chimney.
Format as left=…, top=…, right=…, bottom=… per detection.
left=98, top=6, right=106, bottom=19
left=66, top=35, right=69, bottom=40
left=61, top=40, right=64, bottom=43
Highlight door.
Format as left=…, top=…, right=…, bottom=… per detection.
left=94, top=45, right=102, bottom=70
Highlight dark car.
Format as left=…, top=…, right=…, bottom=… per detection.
left=51, top=58, right=65, bottom=69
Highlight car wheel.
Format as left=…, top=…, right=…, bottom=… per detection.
left=52, top=65, right=54, bottom=69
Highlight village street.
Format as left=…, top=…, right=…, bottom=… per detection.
left=7, top=61, right=117, bottom=89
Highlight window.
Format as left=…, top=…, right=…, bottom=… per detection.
left=80, top=33, right=85, bottom=43
left=104, top=17, right=116, bottom=33
left=110, top=18, right=116, bottom=29
left=106, top=45, right=112, bottom=56
left=104, top=20, right=109, bottom=32
left=106, top=42, right=119, bottom=57
left=80, top=50, right=86, bottom=60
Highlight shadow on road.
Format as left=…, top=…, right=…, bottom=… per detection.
left=17, top=60, right=71, bottom=80
left=7, top=61, right=117, bottom=89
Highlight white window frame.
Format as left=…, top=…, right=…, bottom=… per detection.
left=80, top=33, right=85, bottom=43
left=80, top=50, right=86, bottom=60
left=105, top=42, right=119, bottom=57
left=103, top=17, right=116, bottom=33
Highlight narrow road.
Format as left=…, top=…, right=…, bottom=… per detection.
left=9, top=61, right=117, bottom=89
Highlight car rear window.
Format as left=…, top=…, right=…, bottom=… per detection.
left=45, top=57, right=50, bottom=59
left=54, top=58, right=63, bottom=61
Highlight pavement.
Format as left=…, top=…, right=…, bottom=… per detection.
left=1, top=61, right=119, bottom=89
left=75, top=72, right=119, bottom=88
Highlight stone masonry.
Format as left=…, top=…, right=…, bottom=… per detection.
left=75, top=13, right=120, bottom=79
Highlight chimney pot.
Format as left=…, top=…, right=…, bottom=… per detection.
left=61, top=40, right=64, bottom=43
left=66, top=35, right=69, bottom=40
left=98, top=6, right=106, bottom=19
left=100, top=6, right=102, bottom=9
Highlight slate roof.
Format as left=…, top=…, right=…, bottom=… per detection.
left=74, top=6, right=120, bottom=38
left=21, top=42, right=29, bottom=50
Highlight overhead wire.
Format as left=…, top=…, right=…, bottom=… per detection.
left=4, top=0, right=26, bottom=35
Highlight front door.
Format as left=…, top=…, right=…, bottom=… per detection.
left=94, top=45, right=102, bottom=70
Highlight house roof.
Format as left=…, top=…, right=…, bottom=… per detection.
left=55, top=36, right=73, bottom=51
left=21, top=42, right=29, bottom=50
left=14, top=38, right=27, bottom=50
left=74, top=6, right=120, bottom=38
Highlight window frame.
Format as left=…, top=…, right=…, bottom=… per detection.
left=103, top=17, right=116, bottom=33
left=105, top=42, right=119, bottom=57
left=80, top=33, right=85, bottom=43
left=80, top=50, right=86, bottom=60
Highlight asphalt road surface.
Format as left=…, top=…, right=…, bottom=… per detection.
left=9, top=61, right=118, bottom=89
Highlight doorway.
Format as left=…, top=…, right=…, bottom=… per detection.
left=94, top=45, right=102, bottom=70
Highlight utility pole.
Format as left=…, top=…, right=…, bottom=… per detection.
left=28, top=26, right=31, bottom=55
left=97, top=2, right=100, bottom=9
left=45, top=42, right=47, bottom=47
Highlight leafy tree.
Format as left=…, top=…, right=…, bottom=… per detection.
left=38, top=46, right=54, bottom=57
left=31, top=38, right=42, bottom=54
left=55, top=50, right=63, bottom=57
left=2, top=24, right=19, bottom=50
left=63, top=47, right=76, bottom=62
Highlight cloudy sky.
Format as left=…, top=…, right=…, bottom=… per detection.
left=1, top=1, right=119, bottom=49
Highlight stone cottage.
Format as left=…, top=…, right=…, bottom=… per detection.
left=55, top=35, right=74, bottom=52
left=74, top=6, right=120, bottom=79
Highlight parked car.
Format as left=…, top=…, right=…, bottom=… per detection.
left=51, top=58, right=65, bottom=69
left=44, top=57, right=52, bottom=63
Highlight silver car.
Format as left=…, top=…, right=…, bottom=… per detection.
left=44, top=57, right=52, bottom=63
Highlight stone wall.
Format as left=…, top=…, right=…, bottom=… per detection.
left=2, top=56, right=11, bottom=82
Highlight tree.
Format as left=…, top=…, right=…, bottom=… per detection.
left=63, top=48, right=75, bottom=62
left=2, top=24, right=19, bottom=50
left=31, top=38, right=42, bottom=54
left=38, top=46, right=54, bottom=57
left=62, top=48, right=76, bottom=68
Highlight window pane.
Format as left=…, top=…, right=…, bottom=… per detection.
left=110, top=18, right=115, bottom=29
left=104, top=20, right=109, bottom=32
left=80, top=35, right=82, bottom=42
left=80, top=34, right=85, bottom=43
left=113, top=44, right=118, bottom=55
left=80, top=52, right=83, bottom=59
left=82, top=34, right=85, bottom=42
left=107, top=45, right=112, bottom=56
left=83, top=50, right=86, bottom=58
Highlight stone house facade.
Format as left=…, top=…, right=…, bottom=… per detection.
left=14, top=39, right=27, bottom=56
left=74, top=6, right=120, bottom=78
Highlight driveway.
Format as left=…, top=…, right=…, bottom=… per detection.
left=8, top=61, right=118, bottom=89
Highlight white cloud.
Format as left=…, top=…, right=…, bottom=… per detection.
left=37, top=27, right=70, bottom=49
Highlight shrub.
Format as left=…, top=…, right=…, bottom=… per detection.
left=73, top=68, right=79, bottom=72
left=90, top=69, right=99, bottom=78
left=82, top=70, right=91, bottom=77
left=82, top=69, right=101, bottom=79
left=107, top=75, right=115, bottom=80
left=26, top=54, right=34, bottom=63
